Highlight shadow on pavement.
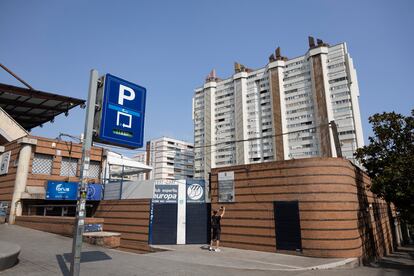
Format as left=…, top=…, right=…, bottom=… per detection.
left=56, top=251, right=112, bottom=276
left=395, top=247, right=414, bottom=257
left=62, top=251, right=112, bottom=263
left=366, top=245, right=414, bottom=274
left=56, top=255, right=69, bottom=276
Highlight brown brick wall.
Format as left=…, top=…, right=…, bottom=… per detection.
left=211, top=157, right=395, bottom=259
left=0, top=141, right=20, bottom=201
left=356, top=168, right=395, bottom=260
left=15, top=215, right=104, bottom=236
left=95, top=199, right=152, bottom=253
left=0, top=136, right=104, bottom=201
left=27, top=136, right=103, bottom=188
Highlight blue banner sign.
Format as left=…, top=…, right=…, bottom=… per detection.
left=95, top=74, right=146, bottom=149
left=46, top=181, right=102, bottom=201
left=186, top=180, right=205, bottom=203
left=46, top=181, right=78, bottom=200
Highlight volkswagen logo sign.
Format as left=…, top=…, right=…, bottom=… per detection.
left=187, top=184, right=203, bottom=201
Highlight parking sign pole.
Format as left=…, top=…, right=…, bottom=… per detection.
left=70, top=69, right=99, bottom=276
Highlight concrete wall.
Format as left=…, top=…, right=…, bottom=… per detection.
left=104, top=180, right=154, bottom=200
left=95, top=199, right=152, bottom=253
left=210, top=157, right=394, bottom=260
left=0, top=107, right=28, bottom=144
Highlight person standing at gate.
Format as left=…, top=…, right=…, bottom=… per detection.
left=210, top=206, right=225, bottom=252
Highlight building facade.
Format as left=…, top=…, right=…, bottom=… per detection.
left=210, top=158, right=398, bottom=259
left=135, top=137, right=194, bottom=181
left=193, top=37, right=364, bottom=180
left=0, top=136, right=104, bottom=224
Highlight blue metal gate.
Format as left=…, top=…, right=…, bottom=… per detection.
left=186, top=203, right=210, bottom=244
left=150, top=203, right=178, bottom=244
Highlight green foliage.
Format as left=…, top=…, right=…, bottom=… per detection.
left=355, top=109, right=414, bottom=223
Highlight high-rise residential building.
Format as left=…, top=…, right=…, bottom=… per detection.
left=134, top=137, right=194, bottom=181
left=192, top=37, right=364, bottom=180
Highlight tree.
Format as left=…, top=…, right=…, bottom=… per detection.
left=355, top=109, right=414, bottom=223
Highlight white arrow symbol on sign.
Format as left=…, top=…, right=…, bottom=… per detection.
left=116, top=111, right=132, bottom=128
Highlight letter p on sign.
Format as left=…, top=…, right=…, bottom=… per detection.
left=118, top=84, right=135, bottom=105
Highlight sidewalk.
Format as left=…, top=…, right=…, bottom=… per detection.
left=150, top=244, right=356, bottom=271
left=0, top=224, right=412, bottom=276
left=368, top=244, right=414, bottom=270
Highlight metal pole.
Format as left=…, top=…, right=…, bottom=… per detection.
left=119, top=165, right=124, bottom=200
left=70, top=69, right=98, bottom=276
left=0, top=63, right=34, bottom=90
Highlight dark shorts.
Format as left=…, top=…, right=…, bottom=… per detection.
left=212, top=228, right=221, bottom=241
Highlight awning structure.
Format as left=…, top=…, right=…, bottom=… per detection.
left=105, top=151, right=152, bottom=177
left=0, top=83, right=85, bottom=131
left=103, top=151, right=153, bottom=200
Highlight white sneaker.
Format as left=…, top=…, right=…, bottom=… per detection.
left=214, top=248, right=221, bottom=252
left=209, top=247, right=213, bottom=251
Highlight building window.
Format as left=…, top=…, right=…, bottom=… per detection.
left=32, top=154, right=53, bottom=175
left=89, top=161, right=101, bottom=179
left=60, top=157, right=78, bottom=177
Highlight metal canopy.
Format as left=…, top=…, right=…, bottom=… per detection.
left=0, top=83, right=85, bottom=131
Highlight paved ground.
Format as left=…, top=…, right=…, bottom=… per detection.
left=0, top=224, right=413, bottom=275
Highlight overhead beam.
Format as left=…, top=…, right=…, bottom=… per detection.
left=0, top=99, right=69, bottom=111
left=0, top=83, right=85, bottom=104
left=6, top=110, right=55, bottom=119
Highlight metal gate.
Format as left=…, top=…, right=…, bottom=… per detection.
left=274, top=201, right=302, bottom=251
left=149, top=202, right=210, bottom=245
left=186, top=203, right=210, bottom=244
left=150, top=203, right=178, bottom=244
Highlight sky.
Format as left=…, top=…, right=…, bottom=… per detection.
left=1, top=0, right=413, bottom=155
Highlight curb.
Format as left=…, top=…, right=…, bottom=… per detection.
left=295, top=258, right=360, bottom=271
left=0, top=241, right=20, bottom=271
left=147, top=245, right=360, bottom=271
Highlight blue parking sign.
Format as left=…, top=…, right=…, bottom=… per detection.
left=95, top=74, right=146, bottom=148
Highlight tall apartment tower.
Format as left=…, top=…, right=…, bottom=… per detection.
left=134, top=137, right=194, bottom=181
left=192, top=38, right=364, bottom=180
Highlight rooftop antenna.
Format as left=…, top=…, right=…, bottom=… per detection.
left=275, top=47, right=281, bottom=59
left=308, top=36, right=316, bottom=48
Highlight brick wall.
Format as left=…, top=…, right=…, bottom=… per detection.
left=95, top=199, right=152, bottom=253
left=211, top=157, right=395, bottom=260
left=0, top=141, right=20, bottom=201
left=0, top=136, right=103, bottom=201
left=355, top=168, right=395, bottom=260
left=15, top=216, right=104, bottom=236
left=26, top=136, right=103, bottom=190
